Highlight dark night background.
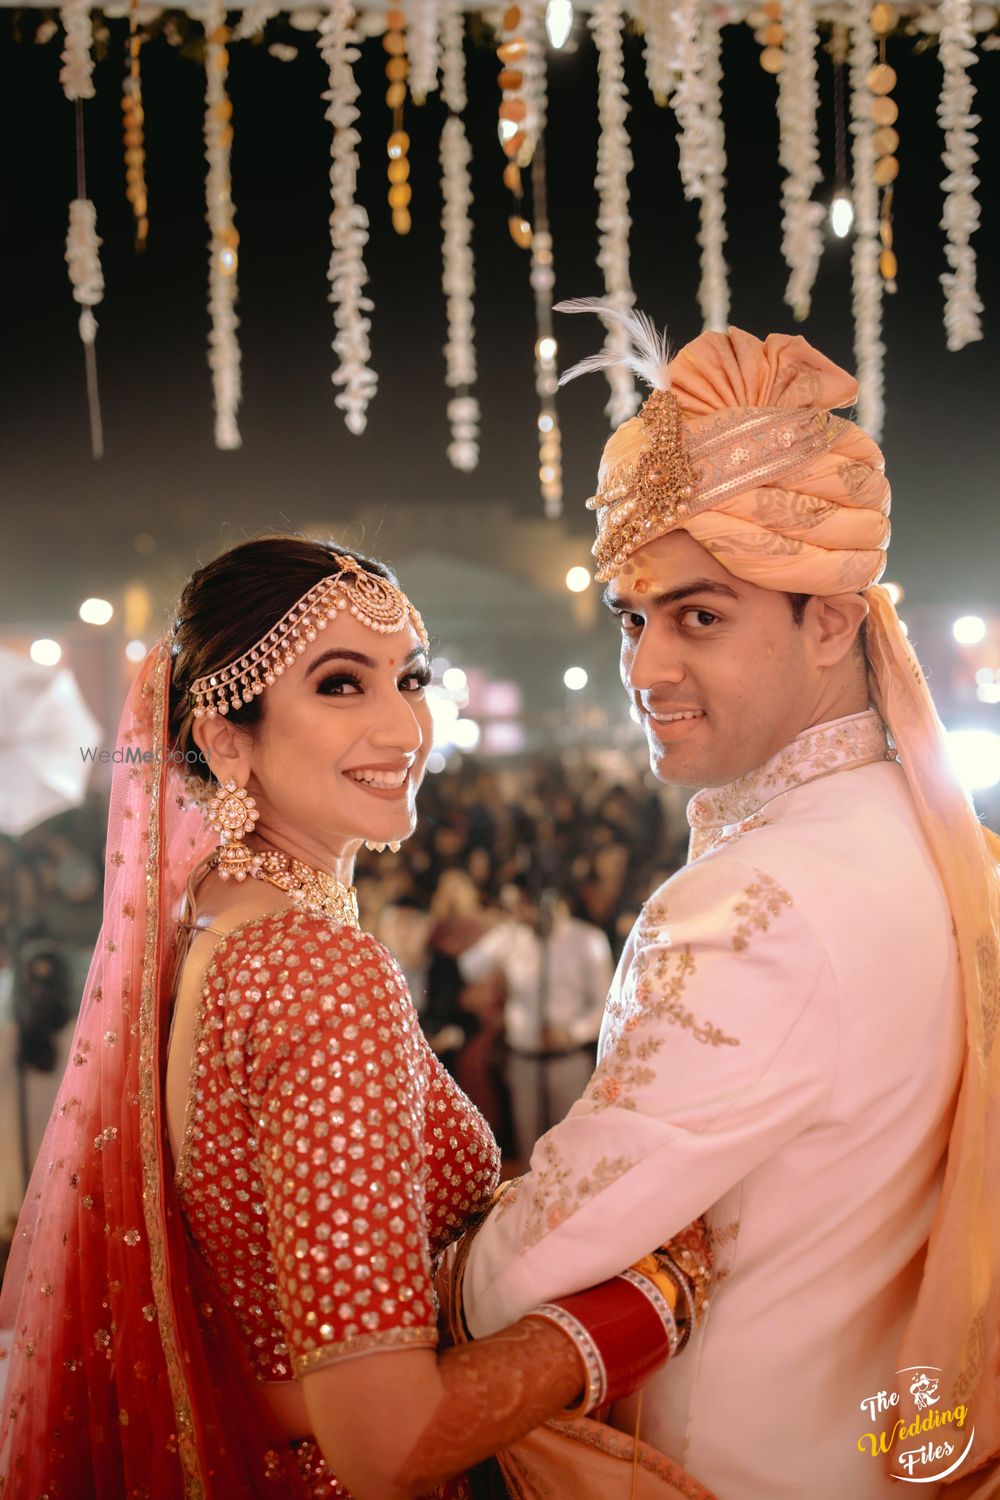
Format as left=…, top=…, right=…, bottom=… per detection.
left=1, top=10, right=998, bottom=629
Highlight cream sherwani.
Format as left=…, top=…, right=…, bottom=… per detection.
left=463, top=711, right=966, bottom=1499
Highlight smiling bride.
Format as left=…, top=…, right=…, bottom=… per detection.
left=0, top=535, right=712, bottom=1500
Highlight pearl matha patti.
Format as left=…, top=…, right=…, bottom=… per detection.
left=189, top=555, right=430, bottom=719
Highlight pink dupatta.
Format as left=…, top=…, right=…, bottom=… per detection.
left=0, top=641, right=312, bottom=1497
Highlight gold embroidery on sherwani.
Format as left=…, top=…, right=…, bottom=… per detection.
left=731, top=875, right=794, bottom=953
left=519, top=1139, right=634, bottom=1251
left=587, top=940, right=740, bottom=1124
left=704, top=1214, right=742, bottom=1292
left=687, top=710, right=891, bottom=860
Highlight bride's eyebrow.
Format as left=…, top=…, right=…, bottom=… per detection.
left=305, top=645, right=428, bottom=678
left=305, top=649, right=376, bottom=677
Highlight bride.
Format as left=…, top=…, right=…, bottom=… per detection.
left=0, top=536, right=712, bottom=1499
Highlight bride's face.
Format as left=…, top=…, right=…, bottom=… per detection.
left=197, top=611, right=434, bottom=857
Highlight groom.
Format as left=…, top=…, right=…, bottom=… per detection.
left=459, top=321, right=1000, bottom=1498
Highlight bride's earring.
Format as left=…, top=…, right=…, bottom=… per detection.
left=364, top=840, right=401, bottom=854
left=207, top=778, right=259, bottom=881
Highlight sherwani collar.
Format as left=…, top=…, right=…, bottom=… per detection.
left=686, top=710, right=891, bottom=861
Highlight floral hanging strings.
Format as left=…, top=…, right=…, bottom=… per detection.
left=848, top=0, right=886, bottom=439
left=591, top=0, right=637, bottom=425
left=318, top=0, right=377, bottom=435
left=671, top=2, right=730, bottom=333
left=203, top=0, right=242, bottom=450
left=60, top=4, right=104, bottom=460
left=439, top=0, right=480, bottom=471
left=937, top=0, right=984, bottom=351
left=776, top=0, right=823, bottom=320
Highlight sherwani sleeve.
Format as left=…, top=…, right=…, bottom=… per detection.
left=462, top=854, right=838, bottom=1337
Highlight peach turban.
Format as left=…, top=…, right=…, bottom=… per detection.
left=561, top=304, right=1000, bottom=1489
left=583, top=322, right=891, bottom=593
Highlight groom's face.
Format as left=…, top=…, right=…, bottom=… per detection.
left=604, top=530, right=819, bottom=790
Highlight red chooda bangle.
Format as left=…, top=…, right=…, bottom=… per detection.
left=527, top=1269, right=681, bottom=1418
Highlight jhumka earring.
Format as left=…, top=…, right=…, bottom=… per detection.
left=364, top=840, right=401, bottom=854
left=207, top=778, right=260, bottom=880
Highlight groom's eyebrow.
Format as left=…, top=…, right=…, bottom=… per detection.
left=602, top=579, right=741, bottom=612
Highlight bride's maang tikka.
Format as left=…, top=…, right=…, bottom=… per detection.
left=190, top=555, right=429, bottom=719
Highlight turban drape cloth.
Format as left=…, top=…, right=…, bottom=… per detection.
left=589, top=325, right=1000, bottom=1492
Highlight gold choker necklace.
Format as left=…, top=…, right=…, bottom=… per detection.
left=233, top=847, right=360, bottom=929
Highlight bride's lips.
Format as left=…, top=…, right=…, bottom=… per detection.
left=343, top=763, right=414, bottom=801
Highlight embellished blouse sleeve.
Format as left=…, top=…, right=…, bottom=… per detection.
left=462, top=853, right=838, bottom=1337
left=228, top=913, right=439, bottom=1376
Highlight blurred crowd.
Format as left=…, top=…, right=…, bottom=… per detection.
left=357, top=753, right=691, bottom=1159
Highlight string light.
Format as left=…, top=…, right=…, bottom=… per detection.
left=830, top=193, right=855, bottom=238
left=953, top=615, right=986, bottom=646
left=829, top=26, right=854, bottom=241
left=30, top=640, right=62, bottom=667
left=545, top=0, right=574, bottom=50
left=79, top=597, right=114, bottom=625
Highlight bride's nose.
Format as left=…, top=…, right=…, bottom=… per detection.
left=366, top=687, right=424, bottom=754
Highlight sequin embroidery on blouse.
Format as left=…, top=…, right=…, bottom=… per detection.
left=174, top=908, right=500, bottom=1383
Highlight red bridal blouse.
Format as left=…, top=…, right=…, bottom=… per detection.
left=174, top=907, right=501, bottom=1495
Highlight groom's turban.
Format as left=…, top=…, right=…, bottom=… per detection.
left=571, top=313, right=891, bottom=594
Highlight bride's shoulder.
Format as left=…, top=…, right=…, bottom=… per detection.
left=215, top=906, right=404, bottom=990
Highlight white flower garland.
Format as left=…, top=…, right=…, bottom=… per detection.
left=408, top=0, right=442, bottom=106
left=318, top=0, right=377, bottom=436
left=204, top=4, right=242, bottom=450
left=635, top=0, right=674, bottom=106
left=668, top=0, right=730, bottom=332
left=440, top=118, right=479, bottom=469
left=848, top=0, right=885, bottom=440
left=778, top=0, right=824, bottom=320
left=696, top=12, right=729, bottom=333
left=65, top=197, right=103, bottom=344
left=439, top=0, right=478, bottom=471
left=937, top=0, right=983, bottom=350
left=60, top=0, right=94, bottom=100
left=232, top=1, right=280, bottom=42
left=591, top=0, right=637, bottom=425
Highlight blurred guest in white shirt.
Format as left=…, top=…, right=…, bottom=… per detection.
left=459, top=879, right=613, bottom=1163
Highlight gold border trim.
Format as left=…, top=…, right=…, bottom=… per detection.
left=138, top=644, right=207, bottom=1499
left=292, top=1325, right=438, bottom=1376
